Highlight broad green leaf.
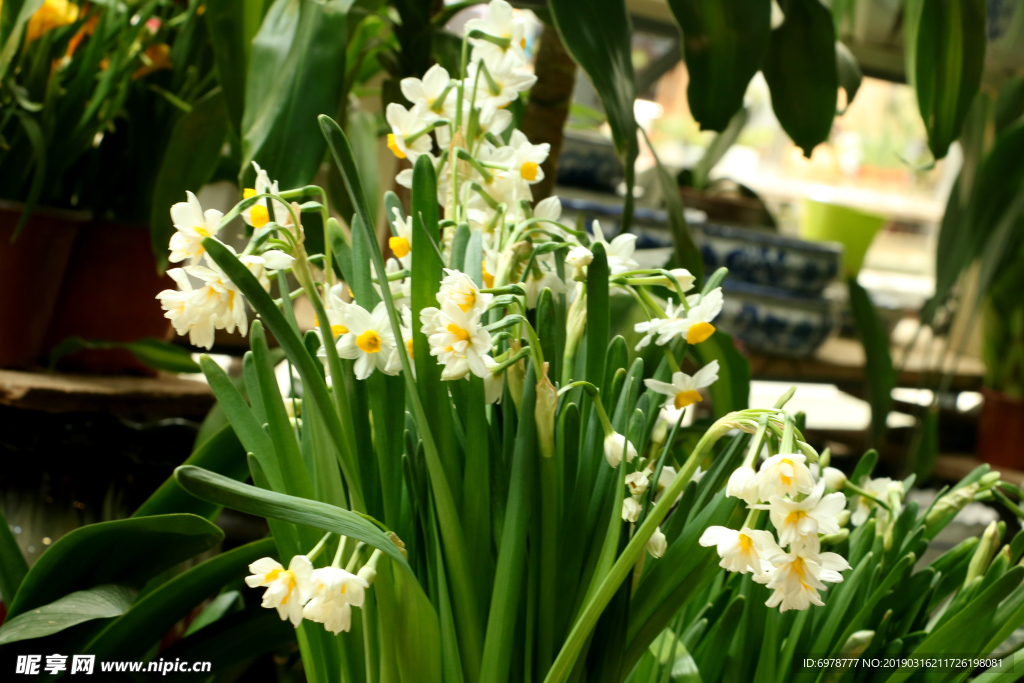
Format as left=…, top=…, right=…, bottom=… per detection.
left=184, top=590, right=243, bottom=636
left=0, top=0, right=42, bottom=82
left=666, top=0, right=770, bottom=132
left=133, top=424, right=249, bottom=520
left=848, top=277, right=894, bottom=447
left=374, top=553, right=444, bottom=683
left=908, top=405, right=939, bottom=483
left=149, top=89, right=230, bottom=269
left=174, top=466, right=410, bottom=572
left=241, top=0, right=350, bottom=189
left=694, top=595, right=745, bottom=682
left=49, top=336, right=202, bottom=374
left=158, top=608, right=295, bottom=682
left=82, top=539, right=277, bottom=663
left=690, top=330, right=750, bottom=416
left=586, top=242, right=610, bottom=391
left=995, top=76, right=1024, bottom=133
left=547, top=0, right=639, bottom=228
left=0, top=584, right=136, bottom=645
left=204, top=0, right=267, bottom=134
left=762, top=0, right=838, bottom=156
left=5, top=514, right=223, bottom=619
left=972, top=651, right=1024, bottom=683
left=905, top=0, right=986, bottom=159
left=0, top=506, right=27, bottom=605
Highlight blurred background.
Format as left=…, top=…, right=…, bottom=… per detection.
left=1, top=0, right=1023, bottom=638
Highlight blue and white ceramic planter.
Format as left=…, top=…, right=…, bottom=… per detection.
left=696, top=223, right=844, bottom=297
left=714, top=280, right=834, bottom=358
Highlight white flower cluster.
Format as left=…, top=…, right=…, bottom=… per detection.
left=700, top=454, right=852, bottom=612
left=634, top=286, right=724, bottom=351
left=245, top=555, right=373, bottom=634
left=156, top=166, right=296, bottom=350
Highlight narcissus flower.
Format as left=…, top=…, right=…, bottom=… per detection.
left=157, top=269, right=216, bottom=350
left=26, top=0, right=78, bottom=43
left=758, top=482, right=846, bottom=546
left=240, top=250, right=294, bottom=291
left=699, top=526, right=776, bottom=575
left=402, top=64, right=456, bottom=122
left=621, top=497, right=642, bottom=522
left=246, top=555, right=314, bottom=626
left=633, top=289, right=724, bottom=351
left=465, top=0, right=528, bottom=72
left=726, top=465, right=759, bottom=505
left=590, top=220, right=639, bottom=276
left=302, top=567, right=369, bottom=634
left=566, top=246, right=593, bottom=270
left=437, top=268, right=493, bottom=315
left=850, top=476, right=893, bottom=526
left=505, top=130, right=549, bottom=186
left=467, top=62, right=536, bottom=111
left=335, top=302, right=400, bottom=380
left=168, top=191, right=223, bottom=265
left=421, top=300, right=493, bottom=380
left=625, top=471, right=650, bottom=496
left=753, top=453, right=816, bottom=501
left=643, top=361, right=720, bottom=410
left=242, top=162, right=288, bottom=229
left=385, top=103, right=433, bottom=161
left=754, top=541, right=849, bottom=612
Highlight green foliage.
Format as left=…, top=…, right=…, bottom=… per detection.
left=0, top=584, right=137, bottom=645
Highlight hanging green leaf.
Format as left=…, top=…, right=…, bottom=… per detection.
left=762, top=0, right=838, bottom=157
left=666, top=0, right=770, bottom=132
left=49, top=336, right=202, bottom=374
left=848, top=277, right=895, bottom=447
left=547, top=0, right=639, bottom=229
left=241, top=0, right=349, bottom=189
left=149, top=89, right=230, bottom=269
left=835, top=41, right=862, bottom=115
left=904, top=0, right=987, bottom=160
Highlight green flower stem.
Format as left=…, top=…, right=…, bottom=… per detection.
left=992, top=487, right=1024, bottom=519
left=743, top=508, right=762, bottom=529
left=456, top=147, right=494, bottom=183
left=331, top=536, right=347, bottom=568
left=404, top=119, right=449, bottom=145
left=543, top=416, right=738, bottom=683
left=467, top=29, right=511, bottom=49
left=743, top=414, right=771, bottom=468
left=490, top=346, right=531, bottom=374
left=639, top=405, right=688, bottom=522
left=344, top=542, right=366, bottom=573
left=558, top=381, right=613, bottom=437
left=780, top=412, right=795, bottom=454
left=843, top=480, right=892, bottom=512
left=306, top=532, right=332, bottom=562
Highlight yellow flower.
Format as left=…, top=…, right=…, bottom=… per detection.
left=26, top=0, right=79, bottom=44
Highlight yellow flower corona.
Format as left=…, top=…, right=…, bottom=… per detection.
left=686, top=321, right=715, bottom=344
left=387, top=133, right=406, bottom=159
left=673, top=389, right=702, bottom=409
left=520, top=161, right=538, bottom=181
left=356, top=330, right=382, bottom=354
left=389, top=235, right=411, bottom=258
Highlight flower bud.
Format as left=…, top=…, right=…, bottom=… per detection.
left=979, top=471, right=1002, bottom=490
left=566, top=246, right=593, bottom=269
left=534, top=363, right=557, bottom=459
left=604, top=432, right=637, bottom=468
left=822, top=466, right=847, bottom=491
left=388, top=531, right=408, bottom=560
left=965, top=521, right=1000, bottom=585
left=666, top=268, right=695, bottom=294
left=621, top=497, right=642, bottom=522
left=924, top=483, right=977, bottom=537
left=725, top=466, right=758, bottom=505
left=625, top=471, right=650, bottom=496
left=820, top=528, right=850, bottom=545
left=647, top=527, right=667, bottom=558
left=836, top=509, right=850, bottom=528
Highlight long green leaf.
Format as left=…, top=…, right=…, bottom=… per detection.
left=174, top=465, right=411, bottom=571
left=848, top=277, right=895, bottom=447
left=690, top=330, right=750, bottom=416
left=762, top=0, right=837, bottom=156
left=5, top=514, right=223, bottom=619
left=547, top=0, right=639, bottom=229
left=150, top=89, right=229, bottom=269
left=0, top=584, right=136, bottom=645
left=205, top=0, right=266, bottom=135
left=0, top=506, right=28, bottom=605
left=666, top=0, right=769, bottom=132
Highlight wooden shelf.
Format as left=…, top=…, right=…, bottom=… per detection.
left=747, top=337, right=985, bottom=393
left=0, top=369, right=215, bottom=417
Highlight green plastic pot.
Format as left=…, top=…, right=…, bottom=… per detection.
left=800, top=197, right=886, bottom=276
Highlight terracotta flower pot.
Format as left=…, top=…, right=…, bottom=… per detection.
left=977, top=388, right=1024, bottom=470
left=0, top=202, right=87, bottom=369
left=44, top=222, right=174, bottom=374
